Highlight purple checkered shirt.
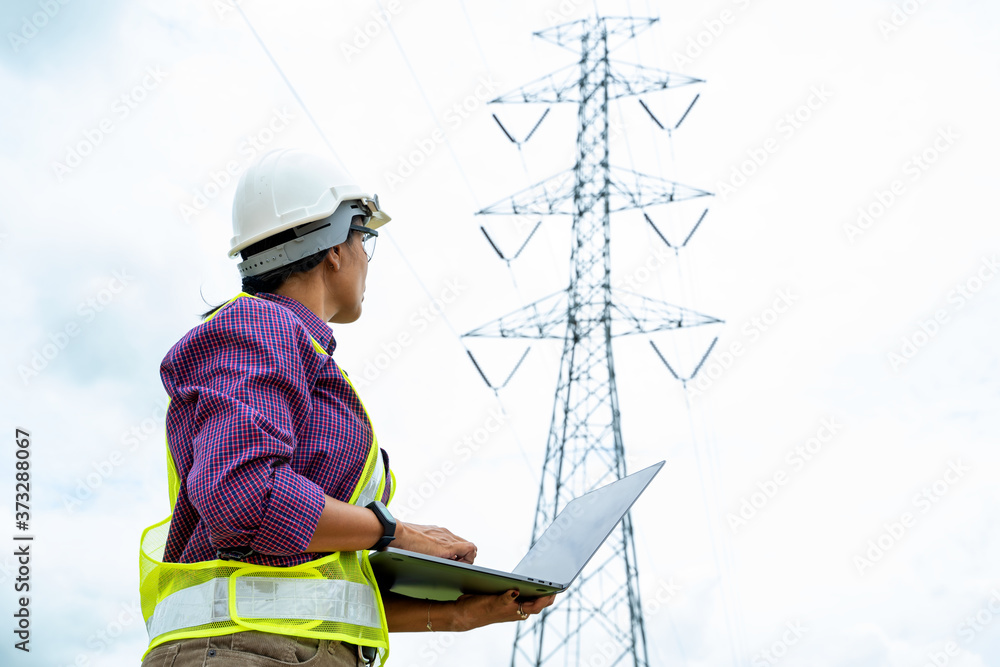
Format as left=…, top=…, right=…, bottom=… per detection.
left=159, top=292, right=390, bottom=567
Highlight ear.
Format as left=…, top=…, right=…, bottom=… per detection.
left=325, top=245, right=343, bottom=272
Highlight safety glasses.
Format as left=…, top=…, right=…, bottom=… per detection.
left=349, top=224, right=378, bottom=261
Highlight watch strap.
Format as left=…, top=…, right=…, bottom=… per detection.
left=366, top=501, right=396, bottom=550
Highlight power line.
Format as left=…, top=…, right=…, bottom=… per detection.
left=235, top=5, right=348, bottom=174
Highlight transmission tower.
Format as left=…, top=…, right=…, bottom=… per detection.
left=463, top=16, right=722, bottom=667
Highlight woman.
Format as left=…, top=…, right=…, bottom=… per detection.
left=138, top=148, right=555, bottom=666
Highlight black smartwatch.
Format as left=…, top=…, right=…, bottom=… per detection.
left=366, top=500, right=396, bottom=550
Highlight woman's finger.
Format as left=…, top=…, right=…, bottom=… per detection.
left=521, top=594, right=557, bottom=613
left=452, top=541, right=478, bottom=563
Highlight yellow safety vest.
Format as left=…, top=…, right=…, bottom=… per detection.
left=139, top=293, right=396, bottom=664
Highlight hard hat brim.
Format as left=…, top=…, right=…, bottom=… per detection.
left=228, top=190, right=387, bottom=258
left=235, top=198, right=389, bottom=278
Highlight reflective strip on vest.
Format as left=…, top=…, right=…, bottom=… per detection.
left=356, top=445, right=385, bottom=508
left=146, top=454, right=387, bottom=640
left=146, top=576, right=381, bottom=640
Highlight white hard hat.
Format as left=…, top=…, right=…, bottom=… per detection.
left=230, top=148, right=390, bottom=277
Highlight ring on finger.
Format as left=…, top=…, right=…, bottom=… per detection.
left=517, top=602, right=529, bottom=620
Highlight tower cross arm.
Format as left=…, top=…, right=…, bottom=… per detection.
left=606, top=59, right=704, bottom=99
left=609, top=289, right=723, bottom=336
left=476, top=169, right=577, bottom=216
left=533, top=16, right=659, bottom=51
left=607, top=166, right=713, bottom=211
left=462, top=290, right=569, bottom=340
left=490, top=63, right=587, bottom=104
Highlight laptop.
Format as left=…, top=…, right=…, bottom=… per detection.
left=368, top=461, right=664, bottom=601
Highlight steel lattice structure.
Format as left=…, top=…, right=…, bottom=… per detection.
left=464, top=16, right=721, bottom=667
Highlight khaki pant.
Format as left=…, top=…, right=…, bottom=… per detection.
left=141, top=631, right=364, bottom=666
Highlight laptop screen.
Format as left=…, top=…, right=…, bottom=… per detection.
left=510, top=462, right=663, bottom=584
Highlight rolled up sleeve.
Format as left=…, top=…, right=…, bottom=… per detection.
left=177, top=308, right=328, bottom=556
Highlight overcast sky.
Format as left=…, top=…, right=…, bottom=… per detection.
left=2, top=0, right=999, bottom=665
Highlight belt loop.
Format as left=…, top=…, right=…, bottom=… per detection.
left=358, top=643, right=377, bottom=666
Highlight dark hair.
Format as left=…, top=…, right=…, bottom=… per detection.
left=200, top=227, right=332, bottom=320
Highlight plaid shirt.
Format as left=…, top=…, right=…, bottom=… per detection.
left=159, top=292, right=390, bottom=567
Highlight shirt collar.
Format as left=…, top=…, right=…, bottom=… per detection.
left=254, top=292, right=336, bottom=355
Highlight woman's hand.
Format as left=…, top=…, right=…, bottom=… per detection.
left=394, top=521, right=478, bottom=563
left=451, top=589, right=558, bottom=632
left=382, top=589, right=558, bottom=632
